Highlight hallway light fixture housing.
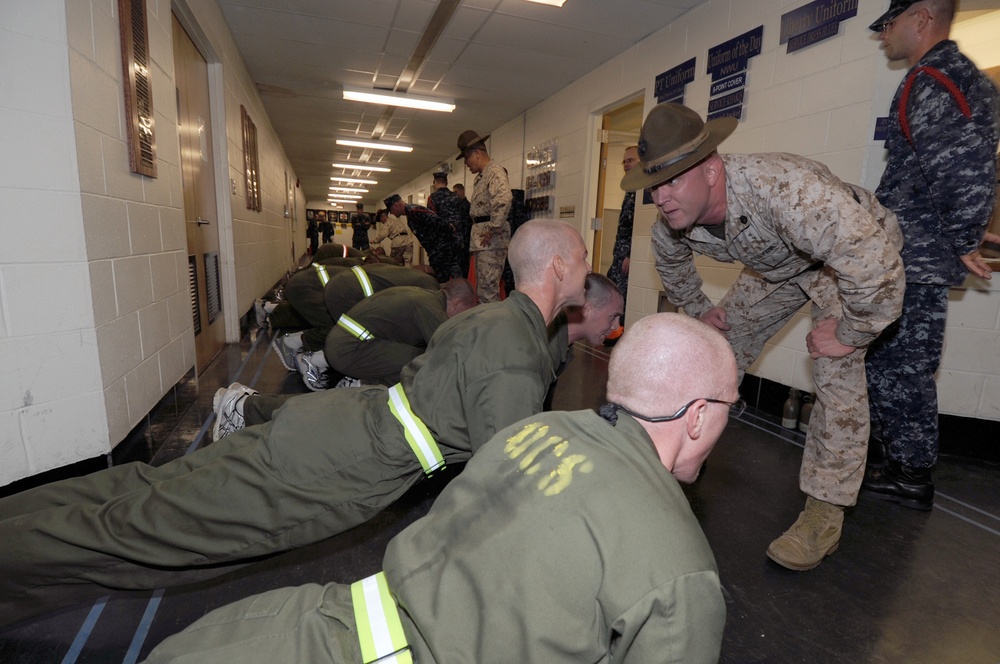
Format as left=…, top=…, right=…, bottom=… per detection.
left=329, top=186, right=368, bottom=193
left=336, top=139, right=413, bottom=153
left=343, top=86, right=455, bottom=113
left=523, top=0, right=567, bottom=5
left=332, top=163, right=391, bottom=173
left=327, top=193, right=362, bottom=200
left=330, top=177, right=377, bottom=185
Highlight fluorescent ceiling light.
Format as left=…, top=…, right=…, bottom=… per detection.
left=523, top=0, right=567, bottom=5
left=329, top=187, right=368, bottom=193
left=330, top=177, right=378, bottom=185
left=327, top=193, right=362, bottom=200
left=343, top=86, right=455, bottom=113
left=332, top=163, right=392, bottom=173
left=328, top=198, right=357, bottom=204
left=337, top=139, right=413, bottom=153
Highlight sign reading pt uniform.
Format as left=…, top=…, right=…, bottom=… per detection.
left=654, top=58, right=697, bottom=104
left=706, top=25, right=763, bottom=122
left=780, top=0, right=858, bottom=53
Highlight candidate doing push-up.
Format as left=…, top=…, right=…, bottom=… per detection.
left=144, top=312, right=737, bottom=664
left=293, top=279, right=477, bottom=391
left=0, top=219, right=590, bottom=626
left=215, top=272, right=621, bottom=435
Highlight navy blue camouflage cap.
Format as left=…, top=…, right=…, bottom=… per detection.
left=869, top=0, right=920, bottom=31
left=383, top=194, right=402, bottom=208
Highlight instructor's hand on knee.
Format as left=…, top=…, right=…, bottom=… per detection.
left=806, top=318, right=856, bottom=359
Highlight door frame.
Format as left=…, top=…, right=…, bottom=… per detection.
left=581, top=91, right=645, bottom=271
left=173, top=1, right=240, bottom=343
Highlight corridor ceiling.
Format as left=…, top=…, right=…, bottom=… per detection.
left=215, top=0, right=1000, bottom=208
left=215, top=0, right=704, bottom=207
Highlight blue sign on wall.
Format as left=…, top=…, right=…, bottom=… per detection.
left=655, top=57, right=697, bottom=104
left=873, top=116, right=890, bottom=141
left=705, top=26, right=762, bottom=123
left=706, top=26, right=763, bottom=81
left=780, top=0, right=858, bottom=52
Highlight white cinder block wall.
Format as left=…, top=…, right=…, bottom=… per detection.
left=396, top=1, right=1000, bottom=422
left=3, top=1, right=997, bottom=485
left=0, top=0, right=303, bottom=486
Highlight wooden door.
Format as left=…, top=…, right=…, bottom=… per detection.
left=173, top=15, right=224, bottom=372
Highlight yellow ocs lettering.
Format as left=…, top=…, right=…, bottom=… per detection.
left=504, top=422, right=593, bottom=496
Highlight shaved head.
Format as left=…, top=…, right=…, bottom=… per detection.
left=607, top=313, right=737, bottom=415
left=507, top=219, right=585, bottom=287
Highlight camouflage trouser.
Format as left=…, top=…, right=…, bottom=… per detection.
left=390, top=244, right=413, bottom=266
left=865, top=283, right=947, bottom=469
left=474, top=247, right=506, bottom=303
left=719, top=266, right=868, bottom=506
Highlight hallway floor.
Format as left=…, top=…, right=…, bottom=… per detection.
left=1, top=322, right=998, bottom=663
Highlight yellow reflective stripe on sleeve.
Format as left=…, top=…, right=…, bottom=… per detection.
left=352, top=265, right=375, bottom=297
left=337, top=314, right=374, bottom=341
left=387, top=383, right=445, bottom=475
left=351, top=572, right=412, bottom=664
left=313, top=263, right=330, bottom=286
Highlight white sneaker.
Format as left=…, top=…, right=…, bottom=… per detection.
left=212, top=382, right=258, bottom=441
left=254, top=298, right=269, bottom=328
left=270, top=332, right=301, bottom=371
left=334, top=376, right=362, bottom=389
left=297, top=351, right=330, bottom=391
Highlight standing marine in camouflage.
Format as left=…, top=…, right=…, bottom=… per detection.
left=606, top=145, right=639, bottom=338
left=349, top=202, right=371, bottom=251
left=428, top=172, right=469, bottom=279
left=863, top=0, right=1000, bottom=511
left=452, top=182, right=473, bottom=275
left=383, top=185, right=464, bottom=283
left=630, top=103, right=905, bottom=571
left=457, top=129, right=513, bottom=303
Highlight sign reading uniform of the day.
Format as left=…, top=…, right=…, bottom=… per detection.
left=654, top=57, right=697, bottom=104
left=780, top=0, right=859, bottom=53
left=706, top=25, right=763, bottom=122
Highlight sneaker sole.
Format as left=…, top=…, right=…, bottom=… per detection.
left=270, top=334, right=297, bottom=371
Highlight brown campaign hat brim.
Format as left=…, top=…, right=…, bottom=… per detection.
left=620, top=116, right=737, bottom=192
left=455, top=130, right=490, bottom=159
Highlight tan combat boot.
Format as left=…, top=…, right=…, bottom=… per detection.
left=766, top=497, right=844, bottom=571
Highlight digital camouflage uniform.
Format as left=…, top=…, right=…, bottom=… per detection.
left=653, top=153, right=905, bottom=506
left=0, top=292, right=563, bottom=625
left=372, top=214, right=413, bottom=264
left=470, top=159, right=512, bottom=302
left=866, top=40, right=1000, bottom=469
left=144, top=411, right=725, bottom=664
left=324, top=287, right=449, bottom=385
left=456, top=193, right=473, bottom=274
left=349, top=212, right=371, bottom=250
left=607, top=189, right=636, bottom=325
left=403, top=199, right=463, bottom=281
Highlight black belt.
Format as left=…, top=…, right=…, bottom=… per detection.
left=473, top=216, right=491, bottom=223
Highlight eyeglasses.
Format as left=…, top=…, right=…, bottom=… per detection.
left=613, top=397, right=747, bottom=423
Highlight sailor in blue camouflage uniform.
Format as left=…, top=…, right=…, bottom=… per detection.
left=607, top=145, right=639, bottom=335
left=427, top=172, right=468, bottom=278
left=349, top=203, right=371, bottom=251
left=863, top=0, right=1000, bottom=511
left=385, top=192, right=463, bottom=282
left=632, top=103, right=905, bottom=572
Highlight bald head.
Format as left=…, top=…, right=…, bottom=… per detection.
left=508, top=220, right=585, bottom=287
left=607, top=313, right=737, bottom=415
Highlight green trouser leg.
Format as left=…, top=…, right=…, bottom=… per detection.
left=143, top=583, right=362, bottom=664
left=0, top=388, right=425, bottom=626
